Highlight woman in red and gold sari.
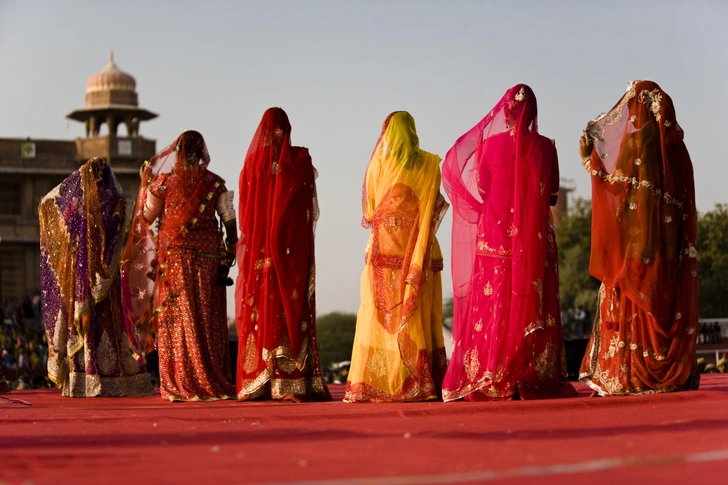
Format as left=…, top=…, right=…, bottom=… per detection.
left=235, top=108, right=330, bottom=402
left=579, top=80, right=700, bottom=395
left=442, top=85, right=576, bottom=401
left=345, top=111, right=449, bottom=403
left=122, top=131, right=237, bottom=401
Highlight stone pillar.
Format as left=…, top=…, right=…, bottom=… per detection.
left=107, top=116, right=117, bottom=137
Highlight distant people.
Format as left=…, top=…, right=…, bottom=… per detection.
left=124, top=131, right=236, bottom=401
left=717, top=355, right=727, bottom=373
left=38, top=158, right=153, bottom=397
left=0, top=361, right=9, bottom=393
left=712, top=322, right=722, bottom=344
left=235, top=108, right=330, bottom=402
left=441, top=85, right=576, bottom=401
left=345, top=111, right=449, bottom=402
left=579, top=80, right=699, bottom=395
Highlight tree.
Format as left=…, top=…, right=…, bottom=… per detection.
left=556, top=197, right=600, bottom=311
left=697, top=204, right=728, bottom=317
left=315, top=312, right=357, bottom=368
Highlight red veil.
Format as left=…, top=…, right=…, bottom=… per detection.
left=121, top=131, right=220, bottom=358
left=236, top=108, right=327, bottom=397
left=442, top=85, right=562, bottom=398
left=584, top=80, right=697, bottom=320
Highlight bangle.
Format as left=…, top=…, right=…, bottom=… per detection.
left=582, top=156, right=591, bottom=166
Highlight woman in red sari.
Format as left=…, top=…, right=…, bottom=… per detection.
left=123, top=131, right=237, bottom=401
left=235, top=108, right=330, bottom=402
left=579, top=80, right=699, bottom=395
left=442, top=85, right=576, bottom=401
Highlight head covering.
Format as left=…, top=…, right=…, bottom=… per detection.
left=39, top=158, right=131, bottom=379
left=121, top=131, right=218, bottom=358
left=236, top=108, right=318, bottom=368
left=362, top=111, right=448, bottom=332
left=584, top=80, right=697, bottom=319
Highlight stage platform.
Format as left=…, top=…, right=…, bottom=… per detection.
left=1, top=375, right=727, bottom=485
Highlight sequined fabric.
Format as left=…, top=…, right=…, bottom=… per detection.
left=443, top=230, right=575, bottom=401
left=236, top=108, right=330, bottom=401
left=346, top=112, right=449, bottom=403
left=39, top=158, right=153, bottom=397
left=149, top=173, right=236, bottom=402
left=441, top=85, right=575, bottom=402
left=580, top=81, right=699, bottom=395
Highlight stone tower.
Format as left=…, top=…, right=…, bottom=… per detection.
left=0, top=53, right=157, bottom=302
left=66, top=51, right=158, bottom=195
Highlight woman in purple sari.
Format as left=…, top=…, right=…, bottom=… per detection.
left=38, top=158, right=153, bottom=397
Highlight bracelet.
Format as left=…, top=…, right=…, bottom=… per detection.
left=216, top=190, right=236, bottom=223
left=582, top=156, right=591, bottom=166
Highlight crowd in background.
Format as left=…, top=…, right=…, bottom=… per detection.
left=1, top=294, right=53, bottom=390
left=699, top=322, right=724, bottom=345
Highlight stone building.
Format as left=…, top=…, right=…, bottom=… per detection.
left=0, top=53, right=157, bottom=303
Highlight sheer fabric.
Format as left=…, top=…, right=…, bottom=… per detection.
left=122, top=131, right=236, bottom=401
left=345, top=112, right=449, bottom=402
left=39, top=158, right=152, bottom=397
left=235, top=108, right=330, bottom=401
left=442, top=85, right=575, bottom=401
left=580, top=80, right=699, bottom=395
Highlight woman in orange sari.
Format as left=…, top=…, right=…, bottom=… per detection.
left=579, top=80, right=700, bottom=395
left=123, top=131, right=237, bottom=401
left=345, top=111, right=449, bottom=402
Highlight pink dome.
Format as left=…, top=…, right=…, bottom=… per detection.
left=86, top=52, right=136, bottom=93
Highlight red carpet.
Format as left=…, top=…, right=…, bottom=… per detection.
left=1, top=375, right=727, bottom=485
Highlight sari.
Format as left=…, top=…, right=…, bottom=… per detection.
left=122, top=131, right=236, bottom=401
left=235, top=108, right=330, bottom=401
left=345, top=111, right=449, bottom=403
left=580, top=80, right=699, bottom=395
left=442, top=84, right=576, bottom=401
left=38, top=158, right=153, bottom=397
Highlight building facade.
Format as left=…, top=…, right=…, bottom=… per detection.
left=0, top=53, right=157, bottom=303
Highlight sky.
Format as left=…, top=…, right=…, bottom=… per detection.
left=0, top=0, right=726, bottom=317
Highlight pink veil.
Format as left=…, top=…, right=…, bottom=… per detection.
left=443, top=84, right=556, bottom=386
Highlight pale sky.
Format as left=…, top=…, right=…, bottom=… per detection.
left=1, top=0, right=726, bottom=316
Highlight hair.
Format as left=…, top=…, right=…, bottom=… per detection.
left=176, top=130, right=205, bottom=166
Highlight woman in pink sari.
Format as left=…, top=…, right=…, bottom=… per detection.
left=442, top=84, right=576, bottom=401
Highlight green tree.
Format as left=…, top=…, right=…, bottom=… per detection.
left=556, top=197, right=600, bottom=311
left=697, top=204, right=728, bottom=317
left=315, top=312, right=357, bottom=368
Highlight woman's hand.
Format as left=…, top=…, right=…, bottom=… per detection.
left=139, top=161, right=152, bottom=180
left=579, top=131, right=593, bottom=160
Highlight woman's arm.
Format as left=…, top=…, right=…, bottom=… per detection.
left=142, top=189, right=163, bottom=223
left=216, top=189, right=238, bottom=257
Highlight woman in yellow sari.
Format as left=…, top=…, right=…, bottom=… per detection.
left=345, top=111, right=449, bottom=402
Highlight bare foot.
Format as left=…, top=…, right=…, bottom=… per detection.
left=279, top=394, right=302, bottom=403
